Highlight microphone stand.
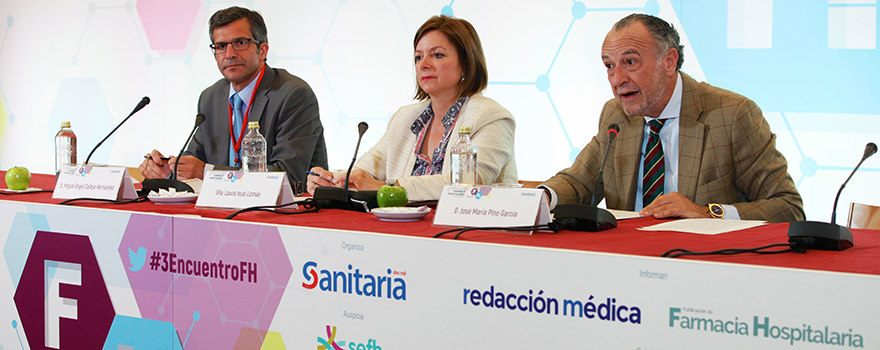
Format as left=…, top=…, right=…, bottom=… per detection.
left=553, top=124, right=619, bottom=232
left=788, top=142, right=877, bottom=251
left=141, top=113, right=205, bottom=196
left=313, top=122, right=379, bottom=212
left=85, top=96, right=150, bottom=164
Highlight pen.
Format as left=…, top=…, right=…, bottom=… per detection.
left=144, top=154, right=171, bottom=161
left=306, top=171, right=317, bottom=176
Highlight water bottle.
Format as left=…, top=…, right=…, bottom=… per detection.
left=449, top=125, right=478, bottom=186
left=241, top=121, right=267, bottom=172
left=55, top=121, right=77, bottom=178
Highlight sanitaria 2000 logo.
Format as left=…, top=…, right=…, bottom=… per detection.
left=302, top=261, right=406, bottom=300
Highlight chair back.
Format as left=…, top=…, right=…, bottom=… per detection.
left=848, top=202, right=880, bottom=230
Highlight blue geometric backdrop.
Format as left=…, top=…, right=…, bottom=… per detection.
left=0, top=0, right=876, bottom=224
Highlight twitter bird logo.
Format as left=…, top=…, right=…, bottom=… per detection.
left=128, top=247, right=147, bottom=272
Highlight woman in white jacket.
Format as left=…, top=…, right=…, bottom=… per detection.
left=307, top=15, right=517, bottom=201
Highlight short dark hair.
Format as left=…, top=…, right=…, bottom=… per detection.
left=614, top=13, right=684, bottom=70
left=413, top=15, right=488, bottom=101
left=209, top=6, right=268, bottom=45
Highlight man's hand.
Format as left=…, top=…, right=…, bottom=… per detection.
left=139, top=150, right=171, bottom=179
left=639, top=192, right=711, bottom=219
left=306, top=167, right=337, bottom=195
left=168, top=155, right=206, bottom=180
left=334, top=168, right=384, bottom=191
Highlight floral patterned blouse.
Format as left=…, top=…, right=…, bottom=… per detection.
left=410, top=96, right=468, bottom=176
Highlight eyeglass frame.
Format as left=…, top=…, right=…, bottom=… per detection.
left=209, top=38, right=261, bottom=54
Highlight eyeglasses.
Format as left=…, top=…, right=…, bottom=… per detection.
left=210, top=38, right=260, bottom=54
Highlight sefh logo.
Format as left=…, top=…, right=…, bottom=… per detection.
left=318, top=325, right=382, bottom=350
left=13, top=231, right=115, bottom=349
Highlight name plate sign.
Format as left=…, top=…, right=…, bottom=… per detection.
left=433, top=186, right=550, bottom=231
left=196, top=171, right=294, bottom=209
left=53, top=165, right=137, bottom=200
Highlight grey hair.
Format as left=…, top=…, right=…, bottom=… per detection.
left=613, top=13, right=684, bottom=70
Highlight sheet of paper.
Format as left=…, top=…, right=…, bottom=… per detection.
left=637, top=218, right=767, bottom=235
left=606, top=209, right=643, bottom=220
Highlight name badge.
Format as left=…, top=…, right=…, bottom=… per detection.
left=196, top=171, right=295, bottom=210
left=433, top=185, right=551, bottom=233
left=53, top=165, right=137, bottom=200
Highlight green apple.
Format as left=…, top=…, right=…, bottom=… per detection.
left=5, top=166, right=31, bottom=190
left=377, top=185, right=407, bottom=207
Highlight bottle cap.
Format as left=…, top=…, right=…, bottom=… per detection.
left=247, top=121, right=260, bottom=128
left=458, top=126, right=471, bottom=134
left=61, top=121, right=71, bottom=128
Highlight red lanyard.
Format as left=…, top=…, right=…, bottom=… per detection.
left=229, top=65, right=267, bottom=157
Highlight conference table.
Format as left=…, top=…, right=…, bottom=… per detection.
left=2, top=172, right=879, bottom=349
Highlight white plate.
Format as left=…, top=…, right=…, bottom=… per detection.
left=0, top=187, right=43, bottom=193
left=371, top=207, right=431, bottom=222
left=148, top=195, right=198, bottom=205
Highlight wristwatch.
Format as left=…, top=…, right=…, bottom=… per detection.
left=708, top=203, right=725, bottom=219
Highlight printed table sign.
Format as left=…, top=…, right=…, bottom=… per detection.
left=53, top=164, right=137, bottom=200
left=196, top=171, right=295, bottom=210
left=433, top=185, right=550, bottom=232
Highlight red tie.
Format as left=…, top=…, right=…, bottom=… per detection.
left=643, top=119, right=667, bottom=206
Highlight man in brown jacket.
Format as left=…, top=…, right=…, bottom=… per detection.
left=541, top=14, right=804, bottom=223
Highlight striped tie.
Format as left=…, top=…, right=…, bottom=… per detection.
left=643, top=118, right=667, bottom=206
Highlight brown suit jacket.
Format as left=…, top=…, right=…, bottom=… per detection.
left=543, top=72, right=805, bottom=223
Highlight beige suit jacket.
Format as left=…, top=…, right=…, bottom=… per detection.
left=543, top=73, right=804, bottom=223
left=355, top=93, right=518, bottom=201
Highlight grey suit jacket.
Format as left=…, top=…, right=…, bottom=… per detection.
left=186, top=65, right=328, bottom=184
left=543, top=72, right=804, bottom=223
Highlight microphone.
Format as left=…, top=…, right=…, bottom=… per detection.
left=344, top=122, right=369, bottom=193
left=85, top=96, right=150, bottom=164
left=313, top=121, right=379, bottom=211
left=830, top=142, right=877, bottom=223
left=140, top=113, right=206, bottom=196
left=554, top=124, right=619, bottom=232
left=592, top=124, right=619, bottom=206
left=788, top=142, right=876, bottom=250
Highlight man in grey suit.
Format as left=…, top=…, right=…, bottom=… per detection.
left=541, top=14, right=804, bottom=223
left=140, top=6, right=327, bottom=186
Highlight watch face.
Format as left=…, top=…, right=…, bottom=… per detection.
left=710, top=204, right=724, bottom=216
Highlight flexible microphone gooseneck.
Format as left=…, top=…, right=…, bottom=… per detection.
left=344, top=122, right=369, bottom=193
left=172, top=113, right=206, bottom=180
left=553, top=124, right=619, bottom=232
left=592, top=124, right=619, bottom=206
left=788, top=142, right=877, bottom=251
left=140, top=113, right=206, bottom=196
left=831, top=142, right=877, bottom=223
left=312, top=121, right=379, bottom=211
left=85, top=96, right=150, bottom=164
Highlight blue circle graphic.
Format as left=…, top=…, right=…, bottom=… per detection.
left=800, top=157, right=818, bottom=177
left=536, top=74, right=551, bottom=92
left=643, top=0, right=660, bottom=16
left=572, top=2, right=587, bottom=19
left=570, top=148, right=582, bottom=163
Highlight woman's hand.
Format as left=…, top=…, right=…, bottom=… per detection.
left=334, top=168, right=385, bottom=191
